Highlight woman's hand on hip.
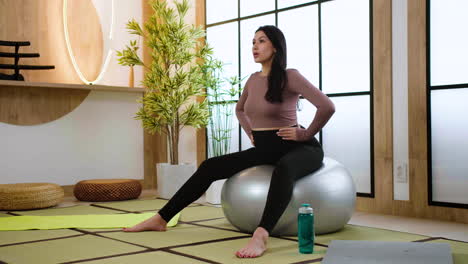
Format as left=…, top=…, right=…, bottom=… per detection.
left=249, top=134, right=255, bottom=146
left=277, top=127, right=308, bottom=141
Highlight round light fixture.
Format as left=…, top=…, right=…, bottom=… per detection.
left=63, top=0, right=114, bottom=85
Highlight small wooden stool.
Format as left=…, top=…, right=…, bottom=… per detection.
left=73, top=179, right=142, bottom=202
left=0, top=183, right=64, bottom=210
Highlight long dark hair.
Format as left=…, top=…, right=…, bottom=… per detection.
left=256, top=25, right=288, bottom=103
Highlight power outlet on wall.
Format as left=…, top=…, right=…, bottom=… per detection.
left=396, top=163, right=408, bottom=183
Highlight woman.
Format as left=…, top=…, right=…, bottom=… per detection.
left=123, top=25, right=335, bottom=258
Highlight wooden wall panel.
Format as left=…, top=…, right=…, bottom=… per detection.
left=196, top=0, right=207, bottom=167
left=358, top=0, right=468, bottom=224
left=407, top=0, right=428, bottom=218
left=65, top=0, right=103, bottom=81
left=0, top=81, right=143, bottom=125
left=0, top=84, right=89, bottom=125
left=356, top=0, right=393, bottom=215
left=0, top=0, right=102, bottom=84
left=142, top=0, right=168, bottom=189
left=405, top=0, right=467, bottom=223
left=0, top=0, right=106, bottom=126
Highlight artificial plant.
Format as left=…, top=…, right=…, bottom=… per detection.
left=116, top=40, right=143, bottom=68
left=117, top=0, right=213, bottom=165
left=201, top=57, right=242, bottom=157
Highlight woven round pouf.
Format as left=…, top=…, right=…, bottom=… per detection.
left=74, top=179, right=142, bottom=202
left=0, top=183, right=65, bottom=210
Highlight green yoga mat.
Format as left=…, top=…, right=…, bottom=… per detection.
left=0, top=212, right=180, bottom=231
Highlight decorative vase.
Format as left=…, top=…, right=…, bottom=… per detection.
left=128, top=65, right=134, bottom=87
left=206, top=179, right=226, bottom=204
left=156, top=163, right=198, bottom=200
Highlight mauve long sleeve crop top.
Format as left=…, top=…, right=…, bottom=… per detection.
left=235, top=69, right=335, bottom=141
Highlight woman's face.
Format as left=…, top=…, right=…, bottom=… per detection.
left=252, top=30, right=276, bottom=64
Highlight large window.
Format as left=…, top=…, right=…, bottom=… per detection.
left=205, top=0, right=374, bottom=196
left=427, top=0, right=468, bottom=208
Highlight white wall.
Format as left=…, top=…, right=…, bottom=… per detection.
left=91, top=0, right=144, bottom=87
left=0, top=91, right=144, bottom=185
left=392, top=0, right=410, bottom=200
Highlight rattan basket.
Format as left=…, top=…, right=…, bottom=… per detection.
left=73, top=179, right=142, bottom=202
left=0, top=183, right=65, bottom=210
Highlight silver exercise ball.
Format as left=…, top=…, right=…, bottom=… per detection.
left=221, top=157, right=356, bottom=236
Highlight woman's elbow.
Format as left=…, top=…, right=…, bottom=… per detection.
left=235, top=108, right=245, bottom=119
left=327, top=102, right=336, bottom=116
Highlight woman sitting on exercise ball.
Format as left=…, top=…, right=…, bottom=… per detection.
left=123, top=25, right=335, bottom=258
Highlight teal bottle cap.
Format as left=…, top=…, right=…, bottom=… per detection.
left=301, top=203, right=310, bottom=207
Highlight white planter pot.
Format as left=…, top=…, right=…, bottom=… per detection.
left=206, top=179, right=227, bottom=204
left=156, top=163, right=196, bottom=200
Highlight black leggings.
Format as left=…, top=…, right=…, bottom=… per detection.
left=158, top=128, right=324, bottom=233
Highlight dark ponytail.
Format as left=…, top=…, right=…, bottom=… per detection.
left=256, top=25, right=288, bottom=103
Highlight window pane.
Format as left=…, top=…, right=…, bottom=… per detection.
left=230, top=117, right=240, bottom=153
left=278, top=0, right=317, bottom=9
left=240, top=0, right=275, bottom=17
left=321, top=0, right=370, bottom=94
left=207, top=22, right=239, bottom=101
left=206, top=0, right=238, bottom=25
left=240, top=14, right=275, bottom=87
left=431, top=88, right=468, bottom=204
left=207, top=103, right=240, bottom=157
left=278, top=5, right=320, bottom=87
left=430, top=0, right=468, bottom=85
left=322, top=95, right=371, bottom=194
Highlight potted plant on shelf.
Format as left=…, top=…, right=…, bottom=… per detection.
left=201, top=57, right=242, bottom=204
left=117, top=0, right=213, bottom=199
left=116, top=40, right=142, bottom=88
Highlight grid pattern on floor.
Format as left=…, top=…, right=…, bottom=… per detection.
left=1, top=198, right=467, bottom=264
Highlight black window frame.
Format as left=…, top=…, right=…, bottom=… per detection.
left=426, top=0, right=468, bottom=209
left=204, top=0, right=375, bottom=198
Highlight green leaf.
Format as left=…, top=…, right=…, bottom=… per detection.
left=121, top=0, right=240, bottom=163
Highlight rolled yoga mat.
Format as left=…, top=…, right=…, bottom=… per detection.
left=0, top=212, right=180, bottom=231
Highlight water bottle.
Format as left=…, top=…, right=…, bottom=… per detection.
left=298, top=203, right=314, bottom=254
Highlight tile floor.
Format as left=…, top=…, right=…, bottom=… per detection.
left=52, top=189, right=468, bottom=243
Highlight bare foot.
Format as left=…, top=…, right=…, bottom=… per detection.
left=235, top=227, right=269, bottom=258
left=122, top=213, right=167, bottom=232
